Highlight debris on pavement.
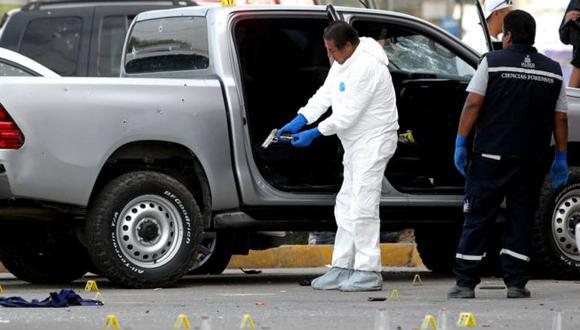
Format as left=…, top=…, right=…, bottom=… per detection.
left=240, top=268, right=262, bottom=275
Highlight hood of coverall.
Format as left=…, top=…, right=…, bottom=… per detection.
left=343, top=37, right=389, bottom=69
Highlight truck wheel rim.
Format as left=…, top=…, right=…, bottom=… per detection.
left=117, top=195, right=184, bottom=268
left=194, top=232, right=217, bottom=269
left=552, top=192, right=580, bottom=261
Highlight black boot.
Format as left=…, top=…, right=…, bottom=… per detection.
left=507, top=287, right=530, bottom=298
left=448, top=285, right=475, bottom=299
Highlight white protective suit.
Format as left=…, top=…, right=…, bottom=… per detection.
left=298, top=37, right=399, bottom=272
left=462, top=28, right=499, bottom=55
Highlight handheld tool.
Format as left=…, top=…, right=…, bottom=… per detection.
left=261, top=129, right=296, bottom=148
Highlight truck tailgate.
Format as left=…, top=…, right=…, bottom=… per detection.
left=0, top=76, right=235, bottom=207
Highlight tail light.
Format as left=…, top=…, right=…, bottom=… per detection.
left=0, top=104, right=24, bottom=149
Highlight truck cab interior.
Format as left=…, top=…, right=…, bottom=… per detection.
left=233, top=15, right=475, bottom=195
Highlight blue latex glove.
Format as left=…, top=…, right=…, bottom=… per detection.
left=454, top=135, right=468, bottom=177
left=277, top=114, right=308, bottom=139
left=551, top=151, right=568, bottom=189
left=291, top=128, right=321, bottom=148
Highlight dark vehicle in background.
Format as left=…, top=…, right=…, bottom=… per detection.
left=0, top=0, right=196, bottom=77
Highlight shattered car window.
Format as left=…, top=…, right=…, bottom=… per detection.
left=382, top=34, right=474, bottom=80
left=125, top=16, right=209, bottom=73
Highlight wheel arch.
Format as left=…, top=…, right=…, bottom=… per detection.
left=533, top=167, right=580, bottom=279
left=89, top=141, right=212, bottom=227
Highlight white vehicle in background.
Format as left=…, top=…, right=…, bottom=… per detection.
left=0, top=47, right=58, bottom=77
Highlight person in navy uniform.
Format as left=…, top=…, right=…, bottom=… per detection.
left=449, top=10, right=569, bottom=299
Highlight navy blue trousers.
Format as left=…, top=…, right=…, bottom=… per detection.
left=454, top=154, right=546, bottom=288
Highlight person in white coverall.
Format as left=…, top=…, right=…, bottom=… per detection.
left=462, top=0, right=512, bottom=54
left=276, top=21, right=399, bottom=292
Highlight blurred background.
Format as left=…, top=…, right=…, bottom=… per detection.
left=0, top=0, right=571, bottom=79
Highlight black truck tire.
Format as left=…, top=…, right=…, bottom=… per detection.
left=415, top=225, right=462, bottom=274
left=416, top=223, right=503, bottom=276
left=0, top=222, right=89, bottom=284
left=533, top=168, right=580, bottom=279
left=85, top=171, right=203, bottom=288
left=189, top=231, right=233, bottom=275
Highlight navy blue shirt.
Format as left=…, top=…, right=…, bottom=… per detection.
left=466, top=44, right=564, bottom=159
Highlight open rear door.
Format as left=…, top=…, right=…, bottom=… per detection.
left=475, top=0, right=503, bottom=51
left=475, top=0, right=493, bottom=51
left=326, top=4, right=344, bottom=21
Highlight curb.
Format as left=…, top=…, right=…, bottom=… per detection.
left=228, top=243, right=423, bottom=269
left=0, top=244, right=423, bottom=274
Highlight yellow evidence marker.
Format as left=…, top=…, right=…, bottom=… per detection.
left=399, top=130, right=416, bottom=143
left=85, top=280, right=99, bottom=292
left=221, top=0, right=236, bottom=6
left=0, top=284, right=3, bottom=293
left=174, top=314, right=191, bottom=329
left=388, top=288, right=399, bottom=300
left=94, top=292, right=104, bottom=303
left=240, top=314, right=256, bottom=330
left=412, top=274, right=423, bottom=286
left=103, top=315, right=121, bottom=330
left=420, top=314, right=437, bottom=330
left=457, top=312, right=477, bottom=327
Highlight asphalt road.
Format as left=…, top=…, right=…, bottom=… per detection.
left=0, top=267, right=578, bottom=330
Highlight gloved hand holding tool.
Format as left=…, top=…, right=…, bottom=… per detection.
left=550, top=151, right=568, bottom=189
left=261, top=114, right=309, bottom=149
left=291, top=127, right=321, bottom=148
left=277, top=114, right=307, bottom=138
left=454, top=135, right=468, bottom=177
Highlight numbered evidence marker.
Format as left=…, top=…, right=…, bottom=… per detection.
left=221, top=0, right=236, bottom=6
left=93, top=291, right=104, bottom=302
left=457, top=312, right=477, bottom=327
left=85, top=280, right=99, bottom=292
left=420, top=315, right=437, bottom=330
left=174, top=314, right=192, bottom=329
left=412, top=274, right=423, bottom=286
left=388, top=289, right=399, bottom=301
left=240, top=314, right=256, bottom=330
left=103, top=315, right=121, bottom=330
left=0, top=284, right=3, bottom=293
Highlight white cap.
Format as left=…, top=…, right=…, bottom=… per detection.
left=484, top=0, right=512, bottom=19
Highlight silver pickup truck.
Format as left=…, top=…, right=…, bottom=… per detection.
left=0, top=5, right=578, bottom=288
